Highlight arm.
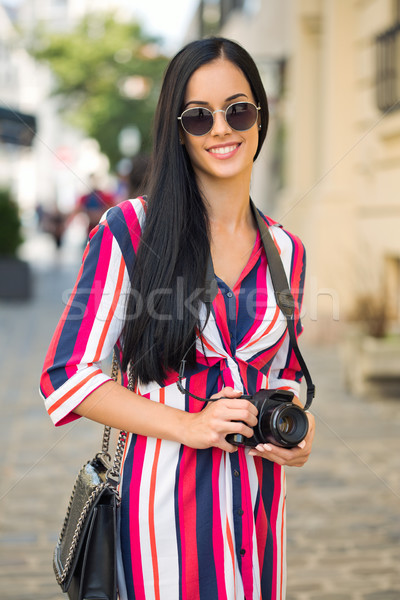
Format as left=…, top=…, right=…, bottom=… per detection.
left=73, top=381, right=258, bottom=452
left=40, top=199, right=257, bottom=450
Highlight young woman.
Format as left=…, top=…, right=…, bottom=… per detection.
left=41, top=37, right=315, bottom=600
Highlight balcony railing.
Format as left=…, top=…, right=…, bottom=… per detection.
left=376, top=22, right=400, bottom=113
left=200, top=0, right=245, bottom=36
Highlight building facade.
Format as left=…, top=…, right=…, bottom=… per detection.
left=195, top=0, right=400, bottom=342
left=0, top=5, right=38, bottom=209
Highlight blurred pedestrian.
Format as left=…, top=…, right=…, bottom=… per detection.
left=127, top=154, right=150, bottom=198
left=114, top=155, right=150, bottom=204
left=37, top=203, right=66, bottom=249
left=74, top=173, right=115, bottom=236
left=40, top=37, right=315, bottom=600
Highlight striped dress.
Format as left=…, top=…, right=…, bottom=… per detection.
left=40, top=197, right=306, bottom=600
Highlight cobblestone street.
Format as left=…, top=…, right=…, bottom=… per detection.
left=0, top=234, right=399, bottom=599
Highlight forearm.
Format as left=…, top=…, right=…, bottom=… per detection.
left=73, top=380, right=190, bottom=444
left=73, top=382, right=259, bottom=452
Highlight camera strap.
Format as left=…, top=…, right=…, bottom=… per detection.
left=177, top=200, right=315, bottom=410
left=250, top=199, right=315, bottom=411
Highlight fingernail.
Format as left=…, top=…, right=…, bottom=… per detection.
left=256, top=444, right=272, bottom=452
left=298, top=440, right=306, bottom=449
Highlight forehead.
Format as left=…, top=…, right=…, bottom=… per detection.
left=184, top=58, right=254, bottom=104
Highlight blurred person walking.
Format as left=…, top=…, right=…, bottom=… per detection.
left=73, top=173, right=115, bottom=236
left=40, top=38, right=315, bottom=600
left=114, top=155, right=150, bottom=203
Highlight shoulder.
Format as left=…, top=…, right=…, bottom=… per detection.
left=256, top=207, right=305, bottom=257
left=98, top=197, right=147, bottom=254
left=256, top=206, right=306, bottom=295
left=86, top=198, right=147, bottom=275
left=100, top=196, right=147, bottom=231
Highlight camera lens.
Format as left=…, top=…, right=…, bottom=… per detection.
left=277, top=414, right=296, bottom=435
left=262, top=403, right=309, bottom=447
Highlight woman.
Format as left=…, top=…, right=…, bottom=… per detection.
left=41, top=38, right=315, bottom=600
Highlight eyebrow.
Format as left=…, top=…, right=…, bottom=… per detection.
left=183, top=92, right=248, bottom=110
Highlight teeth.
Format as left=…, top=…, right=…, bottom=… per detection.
left=209, top=145, right=238, bottom=155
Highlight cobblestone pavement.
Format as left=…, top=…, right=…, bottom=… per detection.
left=0, top=233, right=399, bottom=600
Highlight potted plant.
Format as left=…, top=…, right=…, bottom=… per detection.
left=0, top=188, right=32, bottom=299
left=342, top=292, right=400, bottom=395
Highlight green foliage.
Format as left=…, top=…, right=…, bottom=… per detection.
left=0, top=189, right=23, bottom=256
left=30, top=13, right=168, bottom=167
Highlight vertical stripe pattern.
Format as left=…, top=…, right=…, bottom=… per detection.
left=40, top=198, right=306, bottom=599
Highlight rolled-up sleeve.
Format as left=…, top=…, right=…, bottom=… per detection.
left=40, top=198, right=145, bottom=425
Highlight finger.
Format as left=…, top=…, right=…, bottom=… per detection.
left=227, top=408, right=258, bottom=428
left=210, top=387, right=243, bottom=400
left=220, top=440, right=239, bottom=453
left=203, top=403, right=256, bottom=436
left=214, top=397, right=259, bottom=417
left=213, top=402, right=258, bottom=429
left=225, top=420, right=255, bottom=439
left=249, top=443, right=309, bottom=466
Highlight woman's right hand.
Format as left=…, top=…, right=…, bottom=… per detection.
left=183, top=387, right=258, bottom=452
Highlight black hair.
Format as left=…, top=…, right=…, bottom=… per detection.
left=122, top=37, right=269, bottom=384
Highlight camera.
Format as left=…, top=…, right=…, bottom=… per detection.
left=226, top=389, right=309, bottom=448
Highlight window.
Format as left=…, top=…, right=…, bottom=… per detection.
left=394, top=0, right=400, bottom=22
left=376, top=1, right=400, bottom=112
left=200, top=0, right=246, bottom=36
left=385, top=255, right=400, bottom=324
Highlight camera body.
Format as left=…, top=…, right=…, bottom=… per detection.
left=226, top=389, right=309, bottom=448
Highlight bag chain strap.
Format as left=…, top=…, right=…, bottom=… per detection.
left=103, top=352, right=129, bottom=486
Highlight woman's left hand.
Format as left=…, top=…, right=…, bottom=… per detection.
left=248, top=412, right=315, bottom=467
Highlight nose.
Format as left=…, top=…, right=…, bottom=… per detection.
left=211, top=109, right=232, bottom=135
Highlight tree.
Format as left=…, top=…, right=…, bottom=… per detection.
left=30, top=13, right=168, bottom=168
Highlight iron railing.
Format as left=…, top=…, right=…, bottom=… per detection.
left=376, top=22, right=400, bottom=112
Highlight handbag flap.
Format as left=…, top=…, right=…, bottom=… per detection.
left=53, top=456, right=114, bottom=589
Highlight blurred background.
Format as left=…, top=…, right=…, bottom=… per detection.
left=0, top=0, right=399, bottom=598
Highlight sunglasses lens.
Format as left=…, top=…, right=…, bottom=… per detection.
left=226, top=102, right=258, bottom=131
left=181, top=108, right=213, bottom=136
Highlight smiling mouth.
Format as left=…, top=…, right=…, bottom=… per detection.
left=208, top=144, right=240, bottom=155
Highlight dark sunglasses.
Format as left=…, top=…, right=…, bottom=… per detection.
left=178, top=101, right=261, bottom=136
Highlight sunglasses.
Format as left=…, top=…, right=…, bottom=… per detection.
left=178, top=101, right=261, bottom=136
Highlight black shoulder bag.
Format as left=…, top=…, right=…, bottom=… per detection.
left=53, top=354, right=129, bottom=600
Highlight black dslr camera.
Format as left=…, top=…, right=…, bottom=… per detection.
left=226, top=389, right=309, bottom=449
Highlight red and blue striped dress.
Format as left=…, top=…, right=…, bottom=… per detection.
left=40, top=197, right=306, bottom=600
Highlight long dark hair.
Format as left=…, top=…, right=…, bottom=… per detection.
left=122, top=37, right=269, bottom=384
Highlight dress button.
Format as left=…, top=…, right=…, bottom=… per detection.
left=233, top=469, right=240, bottom=477
left=240, top=548, right=246, bottom=556
left=237, top=509, right=244, bottom=516
left=226, top=291, right=233, bottom=298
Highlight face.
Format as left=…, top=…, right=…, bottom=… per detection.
left=180, top=58, right=260, bottom=188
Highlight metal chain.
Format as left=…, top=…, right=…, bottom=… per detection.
left=54, top=474, right=108, bottom=585
left=55, top=351, right=132, bottom=585
left=104, top=354, right=131, bottom=486
left=101, top=351, right=121, bottom=455
left=106, top=359, right=134, bottom=485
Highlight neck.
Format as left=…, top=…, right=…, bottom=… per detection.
left=199, top=175, right=253, bottom=232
